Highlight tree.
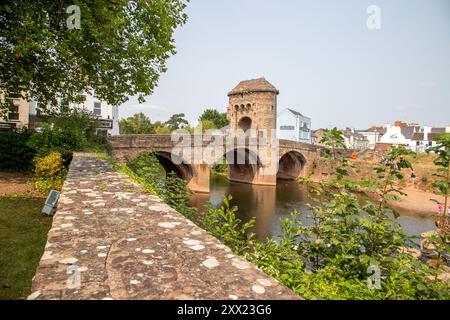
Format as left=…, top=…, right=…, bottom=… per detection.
left=0, top=1, right=188, bottom=113
left=197, top=120, right=217, bottom=133
left=165, top=113, right=188, bottom=131
left=119, top=112, right=154, bottom=134
left=198, top=109, right=228, bottom=129
left=155, top=125, right=171, bottom=134
left=28, top=108, right=102, bottom=157
left=427, top=133, right=450, bottom=231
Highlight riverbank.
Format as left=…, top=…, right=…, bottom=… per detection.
left=388, top=187, right=444, bottom=219
left=308, top=155, right=443, bottom=219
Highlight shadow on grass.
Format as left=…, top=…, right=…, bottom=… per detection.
left=0, top=197, right=51, bottom=300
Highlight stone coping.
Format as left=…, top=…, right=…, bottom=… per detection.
left=29, top=153, right=299, bottom=300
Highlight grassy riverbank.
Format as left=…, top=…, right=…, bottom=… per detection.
left=0, top=197, right=51, bottom=300
left=307, top=154, right=444, bottom=218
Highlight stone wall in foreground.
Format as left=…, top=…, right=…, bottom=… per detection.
left=29, top=153, right=299, bottom=300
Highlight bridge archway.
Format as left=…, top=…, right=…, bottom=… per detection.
left=216, top=148, right=261, bottom=185
left=277, top=151, right=306, bottom=180
left=154, top=151, right=194, bottom=182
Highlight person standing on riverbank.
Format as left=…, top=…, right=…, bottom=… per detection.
left=411, top=171, right=417, bottom=186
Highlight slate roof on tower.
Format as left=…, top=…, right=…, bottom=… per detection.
left=228, top=78, right=279, bottom=96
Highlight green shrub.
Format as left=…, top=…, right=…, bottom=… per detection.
left=212, top=163, right=228, bottom=175
left=33, top=151, right=66, bottom=192
left=124, top=152, right=196, bottom=218
left=0, top=129, right=36, bottom=172
left=200, top=196, right=254, bottom=254
left=125, top=152, right=165, bottom=192
left=28, top=108, right=109, bottom=157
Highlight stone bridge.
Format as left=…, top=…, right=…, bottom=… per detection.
left=109, top=134, right=323, bottom=193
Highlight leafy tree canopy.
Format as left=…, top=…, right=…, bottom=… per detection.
left=198, top=108, right=228, bottom=129
left=119, top=112, right=154, bottom=134
left=197, top=119, right=217, bottom=133
left=165, top=113, right=188, bottom=131
left=0, top=0, right=189, bottom=114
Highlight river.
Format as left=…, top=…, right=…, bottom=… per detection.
left=190, top=174, right=436, bottom=242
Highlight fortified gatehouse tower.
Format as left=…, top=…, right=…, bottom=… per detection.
left=227, top=77, right=279, bottom=135
left=226, top=78, right=279, bottom=186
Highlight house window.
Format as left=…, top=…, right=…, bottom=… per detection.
left=60, top=97, right=68, bottom=112
left=94, top=102, right=102, bottom=116
left=8, top=101, right=19, bottom=120
left=280, top=125, right=295, bottom=130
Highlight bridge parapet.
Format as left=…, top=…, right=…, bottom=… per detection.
left=109, top=134, right=327, bottom=192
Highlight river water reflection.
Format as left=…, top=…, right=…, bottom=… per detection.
left=190, top=175, right=436, bottom=242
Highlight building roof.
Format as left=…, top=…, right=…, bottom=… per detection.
left=356, top=126, right=387, bottom=134
left=428, top=133, right=442, bottom=141
left=343, top=128, right=368, bottom=141
left=412, top=132, right=424, bottom=141
left=412, top=131, right=444, bottom=141
left=312, top=128, right=325, bottom=135
left=400, top=126, right=419, bottom=139
left=431, top=127, right=445, bottom=134
left=286, top=108, right=302, bottom=116
left=228, top=78, right=279, bottom=96
left=279, top=108, right=311, bottom=120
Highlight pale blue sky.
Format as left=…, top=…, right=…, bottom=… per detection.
left=119, top=0, right=450, bottom=129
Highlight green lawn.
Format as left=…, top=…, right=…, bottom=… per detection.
left=0, top=197, right=52, bottom=300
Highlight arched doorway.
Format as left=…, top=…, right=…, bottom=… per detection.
left=238, top=117, right=252, bottom=132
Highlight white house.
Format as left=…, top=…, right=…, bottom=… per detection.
left=342, top=128, right=369, bottom=150
left=379, top=125, right=419, bottom=146
left=410, top=127, right=449, bottom=152
left=379, top=124, right=449, bottom=152
left=277, top=108, right=311, bottom=144
left=355, top=126, right=386, bottom=149
left=29, top=93, right=120, bottom=136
